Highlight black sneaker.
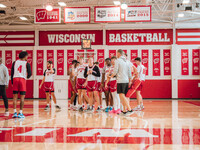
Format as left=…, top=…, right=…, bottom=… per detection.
left=96, top=107, right=101, bottom=112
left=55, top=105, right=61, bottom=111
left=79, top=107, right=83, bottom=112
left=126, top=110, right=134, bottom=116
left=44, top=105, right=50, bottom=111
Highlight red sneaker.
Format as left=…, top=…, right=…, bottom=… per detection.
left=115, top=109, right=121, bottom=114
left=109, top=109, right=116, bottom=114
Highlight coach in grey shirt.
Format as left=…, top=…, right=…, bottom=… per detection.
left=0, top=57, right=9, bottom=116
left=111, top=49, right=133, bottom=115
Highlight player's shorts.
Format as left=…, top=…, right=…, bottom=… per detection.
left=87, top=81, right=97, bottom=92
left=117, top=83, right=128, bottom=95
left=109, top=80, right=117, bottom=92
left=97, top=82, right=102, bottom=92
left=44, top=82, right=54, bottom=93
left=13, top=78, right=26, bottom=95
left=136, top=81, right=144, bottom=92
left=126, top=79, right=142, bottom=98
left=76, top=78, right=86, bottom=90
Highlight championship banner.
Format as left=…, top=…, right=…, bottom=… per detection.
left=94, top=6, right=121, bottom=22
left=106, top=29, right=173, bottom=45
left=35, top=8, right=61, bottom=23
left=130, top=50, right=138, bottom=67
left=15, top=50, right=22, bottom=60
left=26, top=50, right=33, bottom=73
left=141, top=50, right=149, bottom=76
left=64, top=7, right=90, bottom=23
left=57, top=50, right=64, bottom=76
left=109, top=50, right=116, bottom=58
left=152, top=49, right=160, bottom=76
left=77, top=50, right=84, bottom=61
left=39, top=30, right=103, bottom=46
left=124, top=6, right=151, bottom=22
left=163, top=49, right=171, bottom=76
left=87, top=49, right=94, bottom=61
left=67, top=50, right=75, bottom=70
left=181, top=49, right=189, bottom=75
left=47, top=50, right=54, bottom=65
left=36, top=50, right=44, bottom=75
left=5, top=50, right=12, bottom=75
left=192, top=49, right=200, bottom=75
left=97, top=49, right=104, bottom=68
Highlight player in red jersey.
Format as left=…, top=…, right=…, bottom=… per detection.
left=11, top=51, right=32, bottom=119
left=39, top=61, right=61, bottom=111
left=75, top=57, right=89, bottom=111
left=84, top=57, right=100, bottom=112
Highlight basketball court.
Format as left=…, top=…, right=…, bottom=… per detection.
left=0, top=0, right=200, bottom=150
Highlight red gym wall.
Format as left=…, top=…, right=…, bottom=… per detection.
left=0, top=29, right=199, bottom=99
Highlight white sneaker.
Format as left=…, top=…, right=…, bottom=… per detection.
left=132, top=107, right=141, bottom=111
left=140, top=105, right=144, bottom=110
left=4, top=112, right=9, bottom=117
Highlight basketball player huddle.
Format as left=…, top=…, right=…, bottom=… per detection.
left=69, top=49, right=146, bottom=115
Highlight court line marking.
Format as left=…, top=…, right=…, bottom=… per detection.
left=21, top=118, right=56, bottom=127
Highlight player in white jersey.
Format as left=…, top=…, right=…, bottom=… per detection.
left=105, top=56, right=121, bottom=114
left=39, top=61, right=61, bottom=111
left=75, top=57, right=89, bottom=111
left=83, top=57, right=100, bottom=112
left=132, top=57, right=146, bottom=111
left=11, top=51, right=32, bottom=118
left=101, top=58, right=113, bottom=112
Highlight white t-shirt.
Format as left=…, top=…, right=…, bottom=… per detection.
left=44, top=68, right=56, bottom=82
left=102, top=65, right=111, bottom=81
left=77, top=64, right=87, bottom=79
left=109, top=65, right=116, bottom=81
left=13, top=60, right=27, bottom=79
left=87, top=66, right=97, bottom=81
left=137, top=64, right=146, bottom=81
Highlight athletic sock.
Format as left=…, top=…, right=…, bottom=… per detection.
left=137, top=105, right=140, bottom=108
left=19, top=110, right=22, bottom=114
left=14, top=109, right=17, bottom=113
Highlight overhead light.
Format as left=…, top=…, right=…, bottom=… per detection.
left=178, top=13, right=184, bottom=17
left=121, top=3, right=128, bottom=9
left=19, top=17, right=28, bottom=20
left=113, top=1, right=121, bottom=5
left=183, top=0, right=190, bottom=4
left=58, top=2, right=66, bottom=6
left=46, top=5, right=53, bottom=11
left=0, top=4, right=6, bottom=8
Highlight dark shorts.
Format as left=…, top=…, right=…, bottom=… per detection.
left=117, top=83, right=128, bottom=95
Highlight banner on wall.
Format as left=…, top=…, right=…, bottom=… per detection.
left=0, top=31, right=35, bottom=46
left=57, top=50, right=64, bottom=75
left=87, top=50, right=94, bottom=61
left=26, top=50, right=33, bottom=73
left=15, top=50, right=22, bottom=60
left=5, top=50, right=12, bottom=75
left=35, top=8, right=61, bottom=23
left=106, top=29, right=173, bottom=45
left=0, top=51, right=2, bottom=57
left=141, top=50, right=149, bottom=75
left=192, top=49, right=200, bottom=75
left=47, top=50, right=54, bottom=65
left=94, top=6, right=121, bottom=22
left=39, top=30, right=103, bottom=46
left=109, top=50, right=116, bottom=58
left=124, top=6, right=151, bottom=22
left=130, top=50, right=138, bottom=67
left=181, top=49, right=189, bottom=75
left=77, top=50, right=84, bottom=61
left=152, top=49, right=160, bottom=76
left=67, top=50, right=74, bottom=70
left=123, top=50, right=127, bottom=54
left=37, top=50, right=44, bottom=75
left=163, top=49, right=171, bottom=75
left=97, top=49, right=104, bottom=68
left=64, top=7, right=90, bottom=23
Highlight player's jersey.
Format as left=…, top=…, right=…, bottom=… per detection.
left=103, top=65, right=111, bottom=81
left=13, top=60, right=27, bottom=79
left=109, top=65, right=116, bottom=81
left=87, top=66, right=97, bottom=81
left=77, top=64, right=87, bottom=79
left=44, top=68, right=56, bottom=82
left=137, top=64, right=146, bottom=81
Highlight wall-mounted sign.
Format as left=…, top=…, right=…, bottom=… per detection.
left=35, top=8, right=61, bottom=23
left=64, top=7, right=90, bottom=23
left=124, top=6, right=151, bottom=22
left=94, top=6, right=121, bottom=22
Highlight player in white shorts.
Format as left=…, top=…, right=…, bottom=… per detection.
left=11, top=51, right=32, bottom=118
left=105, top=56, right=121, bottom=114
left=75, top=57, right=89, bottom=111
left=39, top=61, right=61, bottom=111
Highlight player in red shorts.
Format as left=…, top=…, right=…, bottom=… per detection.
left=39, top=61, right=61, bottom=111
left=101, top=58, right=113, bottom=112
left=132, top=57, right=146, bottom=111
left=105, top=56, right=121, bottom=114
left=84, top=57, right=100, bottom=112
left=11, top=51, right=32, bottom=118
left=75, top=57, right=89, bottom=111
